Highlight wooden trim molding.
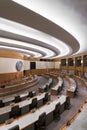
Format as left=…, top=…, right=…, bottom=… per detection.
left=0, top=75, right=38, bottom=97
left=0, top=71, right=23, bottom=83
left=0, top=50, right=24, bottom=59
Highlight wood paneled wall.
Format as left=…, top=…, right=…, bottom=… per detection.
left=0, top=71, right=23, bottom=85
left=0, top=50, right=24, bottom=59
left=0, top=50, right=24, bottom=84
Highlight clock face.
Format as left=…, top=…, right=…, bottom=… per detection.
left=16, top=61, right=23, bottom=71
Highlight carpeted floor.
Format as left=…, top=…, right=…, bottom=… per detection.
left=46, top=78, right=87, bottom=130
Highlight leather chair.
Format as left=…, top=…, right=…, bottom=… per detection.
left=43, top=92, right=49, bottom=104
left=14, top=96, right=21, bottom=103
left=27, top=91, right=33, bottom=98
left=30, top=98, right=37, bottom=110
left=0, top=100, right=4, bottom=108
left=75, top=87, right=78, bottom=96
left=35, top=112, right=46, bottom=130
left=58, top=86, right=61, bottom=93
left=44, top=85, right=48, bottom=92
left=10, top=105, right=21, bottom=118
left=1, top=85, right=5, bottom=88
left=65, top=96, right=70, bottom=110
left=53, top=103, right=60, bottom=120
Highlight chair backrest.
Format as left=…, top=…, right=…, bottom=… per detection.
left=0, top=100, right=4, bottom=107
left=31, top=98, right=37, bottom=109
left=32, top=91, right=36, bottom=97
left=54, top=102, right=60, bottom=115
left=10, top=105, right=20, bottom=118
left=8, top=125, right=19, bottom=130
left=65, top=96, right=70, bottom=109
left=66, top=96, right=70, bottom=105
left=38, top=112, right=46, bottom=127
left=43, top=92, right=49, bottom=103
left=58, top=86, right=61, bottom=92
left=1, top=85, right=5, bottom=88
left=44, top=85, right=48, bottom=91
left=15, top=96, right=21, bottom=103
left=28, top=91, right=33, bottom=98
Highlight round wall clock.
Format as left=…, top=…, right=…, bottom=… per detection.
left=16, top=61, right=23, bottom=71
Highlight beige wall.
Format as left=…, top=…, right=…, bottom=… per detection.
left=55, top=61, right=60, bottom=69
left=36, top=61, right=55, bottom=69
left=24, top=60, right=30, bottom=70
left=0, top=58, right=60, bottom=74
left=0, top=50, right=60, bottom=83
left=0, top=58, right=24, bottom=73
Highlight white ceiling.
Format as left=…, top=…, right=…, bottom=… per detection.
left=0, top=0, right=87, bottom=59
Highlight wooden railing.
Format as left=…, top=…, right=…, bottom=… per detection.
left=0, top=75, right=38, bottom=97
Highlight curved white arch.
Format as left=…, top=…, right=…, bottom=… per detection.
left=0, top=17, right=72, bottom=58
left=12, top=0, right=87, bottom=55
left=0, top=37, right=55, bottom=58
left=0, top=45, right=43, bottom=58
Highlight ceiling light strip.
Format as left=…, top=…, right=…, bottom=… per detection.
left=0, top=18, right=72, bottom=58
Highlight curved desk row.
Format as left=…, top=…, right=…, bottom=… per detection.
left=73, top=75, right=87, bottom=88
left=0, top=75, right=38, bottom=97
left=0, top=95, right=69, bottom=130
left=67, top=78, right=77, bottom=98
left=39, top=77, right=53, bottom=93
left=51, top=77, right=64, bottom=95
left=0, top=92, right=50, bottom=124
left=0, top=90, right=36, bottom=107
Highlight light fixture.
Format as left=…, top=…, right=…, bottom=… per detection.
left=0, top=17, right=72, bottom=58
left=0, top=37, right=56, bottom=58
left=0, top=45, right=44, bottom=58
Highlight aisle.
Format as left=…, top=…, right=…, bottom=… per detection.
left=46, top=79, right=87, bottom=130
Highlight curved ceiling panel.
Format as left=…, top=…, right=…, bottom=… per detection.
left=0, top=17, right=72, bottom=59
left=12, top=0, right=87, bottom=56
left=0, top=37, right=57, bottom=58
left=0, top=0, right=82, bottom=59
left=0, top=45, right=41, bottom=58
left=0, top=30, right=59, bottom=57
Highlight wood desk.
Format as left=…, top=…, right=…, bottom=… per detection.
left=39, top=78, right=52, bottom=93
left=51, top=77, right=63, bottom=95
left=67, top=78, right=77, bottom=98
